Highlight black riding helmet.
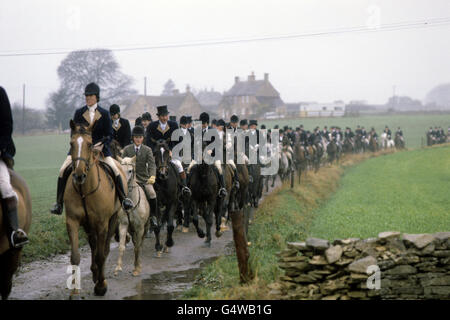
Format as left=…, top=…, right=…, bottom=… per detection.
left=110, top=104, right=120, bottom=115
left=85, top=82, right=100, bottom=101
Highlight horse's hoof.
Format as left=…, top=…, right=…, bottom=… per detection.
left=114, top=266, right=122, bottom=275
left=203, top=241, right=211, bottom=248
left=220, top=225, right=229, bottom=232
left=215, top=230, right=223, bottom=238
left=166, top=238, right=174, bottom=247
left=164, top=246, right=170, bottom=253
left=176, top=225, right=183, bottom=232
left=132, top=269, right=141, bottom=277
left=94, top=280, right=107, bottom=296
left=197, top=230, right=206, bottom=238
left=155, top=251, right=163, bottom=258
left=182, top=227, right=189, bottom=233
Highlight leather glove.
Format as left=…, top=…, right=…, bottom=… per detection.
left=147, top=176, right=156, bottom=184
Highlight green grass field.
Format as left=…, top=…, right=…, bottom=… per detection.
left=10, top=113, right=450, bottom=263
left=261, top=114, right=450, bottom=149
left=308, top=145, right=450, bottom=240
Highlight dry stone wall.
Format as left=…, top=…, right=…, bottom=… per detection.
left=268, top=232, right=450, bottom=300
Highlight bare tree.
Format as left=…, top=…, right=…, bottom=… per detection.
left=47, top=49, right=137, bottom=129
left=161, top=79, right=176, bottom=96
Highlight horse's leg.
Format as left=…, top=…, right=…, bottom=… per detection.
left=0, top=248, right=21, bottom=300
left=191, top=201, right=205, bottom=238
left=114, top=214, right=128, bottom=275
left=182, top=198, right=191, bottom=232
left=203, top=202, right=213, bottom=247
left=132, top=221, right=144, bottom=276
left=93, top=224, right=109, bottom=296
left=215, top=198, right=224, bottom=238
left=175, top=201, right=183, bottom=232
left=66, top=218, right=82, bottom=297
left=164, top=203, right=175, bottom=251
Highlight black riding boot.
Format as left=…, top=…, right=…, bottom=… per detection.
left=115, top=176, right=134, bottom=210
left=50, top=167, right=71, bottom=215
left=180, top=171, right=191, bottom=196
left=232, top=166, right=240, bottom=189
left=213, top=166, right=227, bottom=197
left=149, top=198, right=158, bottom=229
left=4, top=196, right=29, bottom=248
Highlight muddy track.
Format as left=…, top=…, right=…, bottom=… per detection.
left=9, top=183, right=278, bottom=300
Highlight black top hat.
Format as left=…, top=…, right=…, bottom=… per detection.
left=274, top=125, right=279, bottom=129
left=142, top=112, right=152, bottom=121
left=211, top=119, right=217, bottom=125
left=240, top=119, right=248, bottom=126
left=169, top=115, right=177, bottom=122
left=230, top=114, right=239, bottom=123
left=156, top=105, right=169, bottom=116
left=261, top=124, right=266, bottom=129
left=180, top=116, right=188, bottom=125
left=249, top=120, right=258, bottom=127
left=200, top=112, right=210, bottom=124
left=132, top=125, right=145, bottom=136
left=186, top=115, right=193, bottom=123
left=109, top=104, right=120, bottom=115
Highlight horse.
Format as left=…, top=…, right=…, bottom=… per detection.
left=114, top=156, right=150, bottom=276
left=312, top=142, right=324, bottom=172
left=326, top=139, right=339, bottom=165
left=293, top=142, right=307, bottom=184
left=343, top=137, right=354, bottom=154
left=380, top=133, right=395, bottom=149
left=153, top=141, right=179, bottom=254
left=368, top=134, right=379, bottom=152
left=277, top=147, right=290, bottom=184
left=110, top=139, right=123, bottom=160
left=187, top=161, right=218, bottom=247
left=0, top=170, right=32, bottom=300
left=354, top=134, right=365, bottom=153
left=394, top=134, right=405, bottom=150
left=65, top=120, right=123, bottom=298
left=247, top=163, right=263, bottom=208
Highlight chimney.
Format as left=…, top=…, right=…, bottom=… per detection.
left=234, top=76, right=239, bottom=84
left=264, top=73, right=269, bottom=82
left=248, top=71, right=255, bottom=81
left=186, top=84, right=190, bottom=93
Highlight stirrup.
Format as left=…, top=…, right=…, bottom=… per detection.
left=218, top=188, right=227, bottom=197
left=11, top=229, right=29, bottom=248
left=50, top=203, right=63, bottom=215
left=182, top=186, right=192, bottom=196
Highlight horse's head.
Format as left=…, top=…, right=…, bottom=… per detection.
left=69, top=120, right=94, bottom=185
left=111, top=139, right=123, bottom=160
left=118, top=156, right=136, bottom=187
left=155, top=140, right=171, bottom=181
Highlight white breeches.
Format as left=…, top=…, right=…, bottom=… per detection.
left=186, top=159, right=234, bottom=175
left=143, top=183, right=157, bottom=199
left=171, top=159, right=184, bottom=173
left=0, top=159, right=18, bottom=199
left=59, top=155, right=72, bottom=177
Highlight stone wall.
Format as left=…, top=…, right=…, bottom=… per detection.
left=268, top=232, right=450, bottom=300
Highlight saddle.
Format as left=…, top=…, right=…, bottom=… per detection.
left=98, top=160, right=115, bottom=189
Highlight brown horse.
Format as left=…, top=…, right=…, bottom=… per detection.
left=0, top=170, right=32, bottom=300
left=294, top=142, right=307, bottom=184
left=65, top=120, right=124, bottom=298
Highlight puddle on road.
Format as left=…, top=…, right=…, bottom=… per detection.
left=123, top=257, right=218, bottom=300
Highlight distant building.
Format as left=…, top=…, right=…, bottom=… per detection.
left=218, top=72, right=285, bottom=119
left=286, top=101, right=346, bottom=117
left=120, top=85, right=202, bottom=123
left=195, top=88, right=223, bottom=118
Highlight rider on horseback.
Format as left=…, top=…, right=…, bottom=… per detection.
left=0, top=87, right=29, bottom=248
left=345, top=127, right=355, bottom=148
left=146, top=106, right=191, bottom=196
left=51, top=83, right=134, bottom=215
left=121, top=125, right=158, bottom=230
left=187, top=112, right=228, bottom=197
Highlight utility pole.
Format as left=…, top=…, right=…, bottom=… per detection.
left=22, top=84, right=25, bottom=135
left=144, top=77, right=147, bottom=96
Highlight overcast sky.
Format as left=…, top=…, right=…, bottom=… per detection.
left=0, top=0, right=449, bottom=110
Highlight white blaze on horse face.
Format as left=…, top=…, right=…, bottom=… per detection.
left=76, top=136, right=83, bottom=168
left=160, top=147, right=165, bottom=163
